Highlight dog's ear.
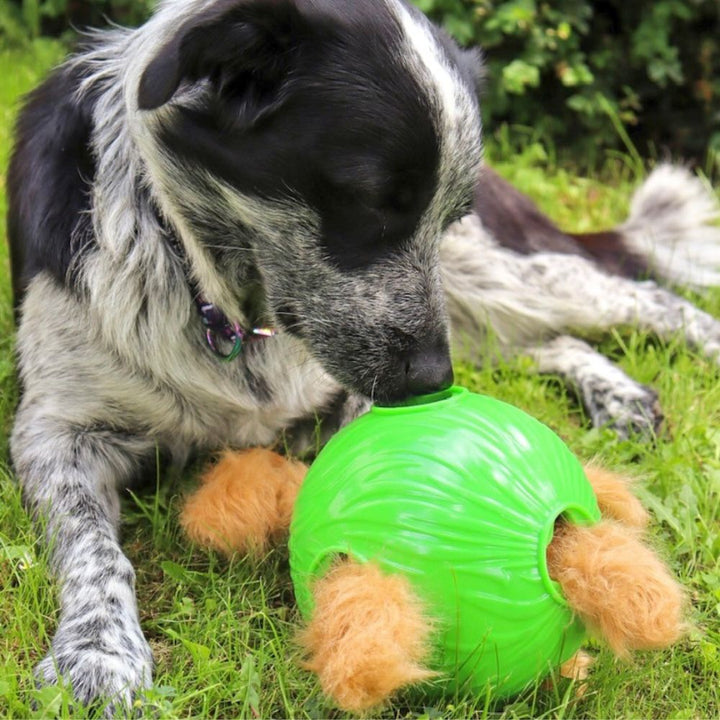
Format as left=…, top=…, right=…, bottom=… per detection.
left=458, top=47, right=486, bottom=96
left=428, top=25, right=485, bottom=99
left=138, top=0, right=303, bottom=114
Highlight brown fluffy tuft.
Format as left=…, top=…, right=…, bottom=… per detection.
left=180, top=448, right=307, bottom=556
left=547, top=520, right=686, bottom=656
left=297, top=560, right=436, bottom=712
left=582, top=464, right=649, bottom=529
left=559, top=649, right=594, bottom=681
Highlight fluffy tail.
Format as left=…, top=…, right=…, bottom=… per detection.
left=618, top=164, right=720, bottom=289
left=468, top=164, right=720, bottom=292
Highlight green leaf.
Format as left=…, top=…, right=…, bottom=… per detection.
left=444, top=15, right=475, bottom=44
left=161, top=560, right=189, bottom=583
left=413, top=0, right=436, bottom=13
left=0, top=543, right=33, bottom=561
left=21, top=0, right=40, bottom=38
left=238, top=654, right=261, bottom=713
left=181, top=639, right=211, bottom=663
left=558, top=62, right=594, bottom=87
left=502, top=59, right=540, bottom=94
left=30, top=685, right=67, bottom=719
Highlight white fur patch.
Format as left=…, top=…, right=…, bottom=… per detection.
left=621, top=164, right=720, bottom=288
left=387, top=0, right=483, bottom=226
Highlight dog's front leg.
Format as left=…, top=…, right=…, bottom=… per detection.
left=11, top=413, right=155, bottom=713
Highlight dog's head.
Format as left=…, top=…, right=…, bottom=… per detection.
left=134, top=0, right=482, bottom=403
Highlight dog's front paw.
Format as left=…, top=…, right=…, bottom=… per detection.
left=35, top=622, right=154, bottom=715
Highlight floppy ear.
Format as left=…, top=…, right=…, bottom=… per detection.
left=458, top=46, right=486, bottom=96
left=137, top=0, right=303, bottom=113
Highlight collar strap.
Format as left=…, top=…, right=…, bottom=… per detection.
left=154, top=211, right=275, bottom=361
left=196, top=295, right=276, bottom=361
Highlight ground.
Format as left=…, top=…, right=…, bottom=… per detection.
left=0, top=38, right=719, bottom=719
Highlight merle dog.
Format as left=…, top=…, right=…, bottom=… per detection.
left=7, top=0, right=720, bottom=710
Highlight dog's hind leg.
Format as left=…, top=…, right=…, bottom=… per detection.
left=567, top=271, right=720, bottom=362
left=526, top=336, right=662, bottom=438
left=443, top=216, right=720, bottom=434
left=444, top=215, right=720, bottom=359
left=11, top=413, right=155, bottom=713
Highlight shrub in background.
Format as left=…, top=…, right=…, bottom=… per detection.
left=414, top=0, right=720, bottom=168
left=1, top=0, right=153, bottom=44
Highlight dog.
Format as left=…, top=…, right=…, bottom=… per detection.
left=6, top=0, right=720, bottom=711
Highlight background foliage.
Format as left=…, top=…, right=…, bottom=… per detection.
left=416, top=0, right=720, bottom=168
left=1, top=0, right=718, bottom=167
left=0, top=0, right=153, bottom=43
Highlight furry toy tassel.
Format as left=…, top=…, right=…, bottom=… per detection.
left=180, top=448, right=307, bottom=556
left=582, top=466, right=649, bottom=529
left=547, top=520, right=686, bottom=656
left=298, top=560, right=436, bottom=712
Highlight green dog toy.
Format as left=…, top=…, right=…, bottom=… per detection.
left=289, top=385, right=601, bottom=697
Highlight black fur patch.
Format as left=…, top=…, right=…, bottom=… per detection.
left=152, top=0, right=440, bottom=271
left=476, top=168, right=651, bottom=279
left=7, top=60, right=98, bottom=315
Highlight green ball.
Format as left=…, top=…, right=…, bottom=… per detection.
left=289, top=386, right=601, bottom=698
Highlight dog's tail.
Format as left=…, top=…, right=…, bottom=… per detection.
left=475, top=164, right=720, bottom=289
left=600, top=165, right=720, bottom=289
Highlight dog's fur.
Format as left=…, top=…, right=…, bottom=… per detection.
left=444, top=164, right=720, bottom=435
left=6, top=0, right=720, bottom=710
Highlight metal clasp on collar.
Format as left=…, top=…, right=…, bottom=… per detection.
left=198, top=297, right=276, bottom=362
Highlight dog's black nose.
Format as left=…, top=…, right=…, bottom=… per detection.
left=405, top=348, right=454, bottom=396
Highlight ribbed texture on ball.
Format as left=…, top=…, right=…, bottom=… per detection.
left=289, top=387, right=601, bottom=697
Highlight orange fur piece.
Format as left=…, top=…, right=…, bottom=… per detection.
left=583, top=465, right=649, bottom=529
left=555, top=649, right=594, bottom=698
left=547, top=521, right=686, bottom=656
left=298, top=560, right=436, bottom=712
left=180, top=448, right=307, bottom=556
left=559, top=649, right=594, bottom=681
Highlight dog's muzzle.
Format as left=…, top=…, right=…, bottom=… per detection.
left=367, top=339, right=453, bottom=404
left=404, top=346, right=454, bottom=396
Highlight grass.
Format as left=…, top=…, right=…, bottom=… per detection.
left=1, top=40, right=719, bottom=719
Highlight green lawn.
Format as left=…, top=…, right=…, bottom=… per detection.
left=1, top=40, right=719, bottom=719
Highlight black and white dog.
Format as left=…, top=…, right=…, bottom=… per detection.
left=7, top=0, right=720, bottom=710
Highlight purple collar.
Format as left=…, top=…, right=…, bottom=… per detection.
left=158, top=217, right=275, bottom=361
left=196, top=295, right=276, bottom=361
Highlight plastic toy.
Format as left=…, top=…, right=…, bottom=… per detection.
left=290, top=385, right=600, bottom=698
left=180, top=387, right=686, bottom=712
